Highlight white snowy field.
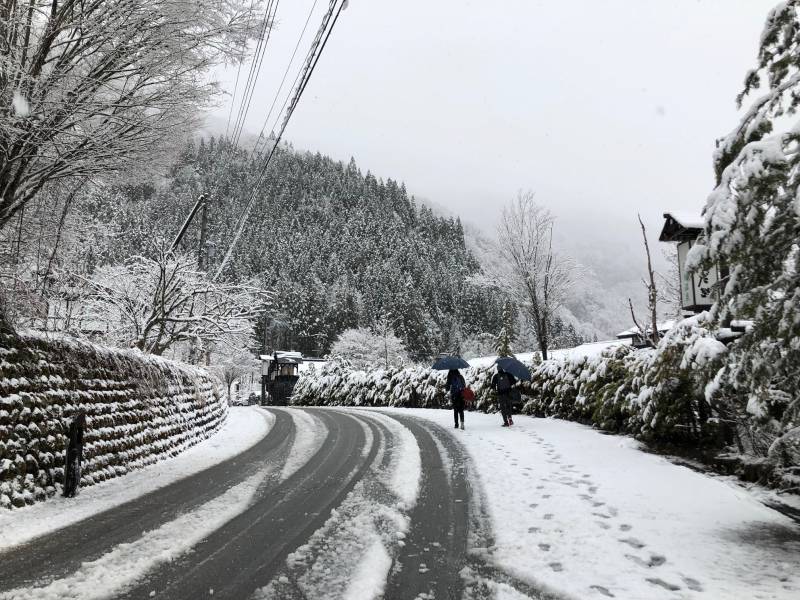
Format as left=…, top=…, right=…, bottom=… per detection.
left=379, top=408, right=800, bottom=600
left=0, top=406, right=274, bottom=552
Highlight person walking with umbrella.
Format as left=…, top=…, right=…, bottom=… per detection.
left=432, top=355, right=470, bottom=430
left=446, top=368, right=467, bottom=429
left=491, top=356, right=531, bottom=427
left=491, top=367, right=516, bottom=427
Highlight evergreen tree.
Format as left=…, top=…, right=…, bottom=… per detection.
left=495, top=301, right=516, bottom=357
left=687, top=2, right=800, bottom=460
left=83, top=142, right=502, bottom=361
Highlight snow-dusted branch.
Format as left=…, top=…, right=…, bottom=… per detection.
left=82, top=247, right=272, bottom=356
left=0, top=0, right=267, bottom=229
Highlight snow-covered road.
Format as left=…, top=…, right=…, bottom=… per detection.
left=1, top=406, right=797, bottom=600
left=380, top=408, right=800, bottom=600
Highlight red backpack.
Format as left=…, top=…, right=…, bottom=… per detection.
left=462, top=387, right=476, bottom=406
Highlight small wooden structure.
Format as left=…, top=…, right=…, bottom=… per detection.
left=260, top=351, right=303, bottom=406
left=659, top=212, right=722, bottom=313
left=616, top=321, right=674, bottom=349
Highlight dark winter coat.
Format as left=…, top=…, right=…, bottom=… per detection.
left=491, top=371, right=517, bottom=396
left=446, top=370, right=466, bottom=400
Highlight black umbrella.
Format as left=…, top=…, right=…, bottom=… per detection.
left=431, top=355, right=470, bottom=370
left=495, top=356, right=532, bottom=381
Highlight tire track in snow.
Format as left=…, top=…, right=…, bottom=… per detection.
left=113, top=408, right=382, bottom=600
left=252, top=411, right=397, bottom=600
left=0, top=409, right=333, bottom=600
left=0, top=408, right=294, bottom=591
left=381, top=414, right=472, bottom=600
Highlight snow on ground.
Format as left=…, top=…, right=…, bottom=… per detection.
left=0, top=406, right=274, bottom=552
left=358, top=409, right=421, bottom=509
left=279, top=408, right=327, bottom=480
left=0, top=468, right=270, bottom=600
left=382, top=408, right=800, bottom=600
left=468, top=340, right=629, bottom=369
left=1, top=409, right=338, bottom=600
left=252, top=409, right=421, bottom=600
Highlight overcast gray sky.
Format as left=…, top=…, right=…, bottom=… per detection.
left=211, top=0, right=775, bottom=245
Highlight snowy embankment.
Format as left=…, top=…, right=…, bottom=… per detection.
left=0, top=406, right=273, bottom=552
left=0, top=331, right=227, bottom=509
left=381, top=408, right=800, bottom=600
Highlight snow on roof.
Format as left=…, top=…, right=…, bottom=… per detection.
left=260, top=351, right=304, bottom=362
left=616, top=320, right=675, bottom=338
left=664, top=211, right=704, bottom=230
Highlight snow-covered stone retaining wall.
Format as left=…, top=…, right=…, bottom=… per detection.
left=0, top=331, right=226, bottom=509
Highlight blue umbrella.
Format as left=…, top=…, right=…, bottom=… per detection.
left=495, top=356, right=532, bottom=381
left=431, top=355, right=470, bottom=370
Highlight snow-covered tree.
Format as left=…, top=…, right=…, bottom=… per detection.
left=0, top=0, right=266, bottom=230
left=493, top=191, right=575, bottom=360
left=687, top=1, right=800, bottom=463
left=83, top=245, right=270, bottom=356
left=329, top=327, right=410, bottom=370
left=494, top=300, right=516, bottom=356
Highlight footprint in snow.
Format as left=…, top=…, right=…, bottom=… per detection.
left=528, top=526, right=541, bottom=533
left=538, top=543, right=551, bottom=551
left=589, top=585, right=615, bottom=597
left=620, top=538, right=646, bottom=550
left=542, top=494, right=551, bottom=499
left=529, top=503, right=538, bottom=508
left=543, top=513, right=554, bottom=520
left=607, top=506, right=618, bottom=517
left=649, top=555, right=666, bottom=567
left=579, top=494, right=592, bottom=501
left=681, top=576, right=703, bottom=592
left=592, top=512, right=611, bottom=519
left=646, top=578, right=680, bottom=592
left=592, top=501, right=605, bottom=507
left=619, top=524, right=632, bottom=532
left=596, top=521, right=611, bottom=530
left=549, top=562, right=563, bottom=572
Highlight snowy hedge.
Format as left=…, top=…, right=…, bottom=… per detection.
left=293, top=313, right=798, bottom=491
left=0, top=331, right=226, bottom=509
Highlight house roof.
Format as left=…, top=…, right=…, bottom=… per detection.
left=616, top=320, right=675, bottom=339
left=659, top=211, right=704, bottom=242
left=260, top=351, right=304, bottom=364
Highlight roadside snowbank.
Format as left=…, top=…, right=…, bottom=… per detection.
left=384, top=408, right=800, bottom=600
left=0, top=406, right=274, bottom=551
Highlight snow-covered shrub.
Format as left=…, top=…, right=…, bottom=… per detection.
left=633, top=314, right=728, bottom=446
left=0, top=331, right=225, bottom=509
left=682, top=2, right=800, bottom=486
left=291, top=361, right=446, bottom=409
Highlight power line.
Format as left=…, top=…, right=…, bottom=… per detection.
left=230, top=0, right=279, bottom=147
left=214, top=0, right=347, bottom=280
left=225, top=0, right=258, bottom=138
left=254, top=0, right=320, bottom=155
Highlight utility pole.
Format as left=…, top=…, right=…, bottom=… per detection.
left=197, top=198, right=209, bottom=270
left=170, top=194, right=206, bottom=254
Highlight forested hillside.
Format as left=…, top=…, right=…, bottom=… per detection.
left=81, top=138, right=504, bottom=358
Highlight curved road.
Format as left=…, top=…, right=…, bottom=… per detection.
left=0, top=408, right=498, bottom=600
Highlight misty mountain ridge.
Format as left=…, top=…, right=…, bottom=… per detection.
left=198, top=116, right=657, bottom=342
